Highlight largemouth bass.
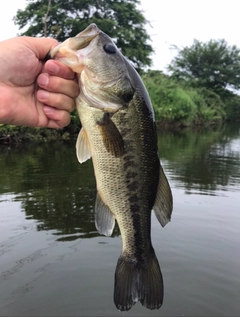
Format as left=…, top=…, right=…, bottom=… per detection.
left=50, top=24, right=173, bottom=311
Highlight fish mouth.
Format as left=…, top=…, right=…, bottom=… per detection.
left=76, top=23, right=100, bottom=39
left=71, top=24, right=100, bottom=50
left=50, top=24, right=99, bottom=59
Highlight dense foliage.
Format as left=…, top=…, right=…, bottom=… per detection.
left=13, top=0, right=153, bottom=70
left=168, top=39, right=240, bottom=98
left=142, top=70, right=227, bottom=125
left=167, top=39, right=240, bottom=123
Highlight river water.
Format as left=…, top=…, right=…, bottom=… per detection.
left=0, top=123, right=239, bottom=316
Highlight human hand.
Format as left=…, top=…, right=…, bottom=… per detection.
left=0, top=36, right=79, bottom=128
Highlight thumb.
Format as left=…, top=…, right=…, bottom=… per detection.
left=23, top=37, right=59, bottom=60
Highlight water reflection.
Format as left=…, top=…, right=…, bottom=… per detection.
left=0, top=123, right=239, bottom=239
left=0, top=142, right=119, bottom=241
left=158, top=123, right=240, bottom=195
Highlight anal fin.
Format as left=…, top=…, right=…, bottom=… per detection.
left=152, top=165, right=173, bottom=227
left=95, top=192, right=115, bottom=237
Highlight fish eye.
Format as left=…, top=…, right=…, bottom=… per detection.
left=103, top=43, right=116, bottom=54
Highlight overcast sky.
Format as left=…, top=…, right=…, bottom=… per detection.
left=1, top=0, right=240, bottom=71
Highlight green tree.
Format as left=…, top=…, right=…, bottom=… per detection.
left=13, top=0, right=153, bottom=70
left=168, top=39, right=240, bottom=97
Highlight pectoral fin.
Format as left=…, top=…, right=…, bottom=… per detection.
left=97, top=113, right=124, bottom=157
left=95, top=192, right=115, bottom=237
left=153, top=165, right=173, bottom=227
left=76, top=128, right=92, bottom=163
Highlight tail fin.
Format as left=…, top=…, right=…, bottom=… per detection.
left=114, top=251, right=163, bottom=311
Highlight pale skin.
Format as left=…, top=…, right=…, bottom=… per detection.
left=0, top=36, right=79, bottom=128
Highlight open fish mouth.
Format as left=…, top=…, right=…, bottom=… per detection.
left=50, top=24, right=100, bottom=61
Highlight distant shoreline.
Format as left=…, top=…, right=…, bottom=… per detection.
left=1, top=120, right=236, bottom=144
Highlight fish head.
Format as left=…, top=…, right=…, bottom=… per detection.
left=50, top=24, right=135, bottom=112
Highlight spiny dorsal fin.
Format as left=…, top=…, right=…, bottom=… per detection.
left=152, top=165, right=173, bottom=227
left=76, top=128, right=92, bottom=163
left=97, top=113, right=124, bottom=158
left=95, top=192, right=115, bottom=237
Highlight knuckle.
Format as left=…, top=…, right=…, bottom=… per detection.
left=49, top=76, right=62, bottom=92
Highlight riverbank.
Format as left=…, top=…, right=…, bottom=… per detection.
left=0, top=125, right=73, bottom=144
left=0, top=119, right=231, bottom=144
left=1, top=70, right=240, bottom=144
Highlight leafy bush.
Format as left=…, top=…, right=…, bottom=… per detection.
left=142, top=70, right=228, bottom=125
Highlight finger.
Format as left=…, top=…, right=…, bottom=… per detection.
left=37, top=73, right=79, bottom=97
left=43, top=60, right=76, bottom=80
left=43, top=106, right=71, bottom=128
left=36, top=90, right=76, bottom=113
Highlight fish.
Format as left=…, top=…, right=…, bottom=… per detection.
left=50, top=23, right=173, bottom=311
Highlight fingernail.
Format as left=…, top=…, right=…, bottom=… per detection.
left=46, top=61, right=60, bottom=74
left=37, top=90, right=49, bottom=101
left=38, top=74, right=49, bottom=87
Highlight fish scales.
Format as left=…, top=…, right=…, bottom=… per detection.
left=80, top=86, right=159, bottom=253
left=50, top=23, right=173, bottom=311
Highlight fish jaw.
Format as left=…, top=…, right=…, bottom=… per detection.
left=49, top=25, right=99, bottom=73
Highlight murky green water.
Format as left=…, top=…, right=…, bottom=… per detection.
left=0, top=123, right=240, bottom=316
